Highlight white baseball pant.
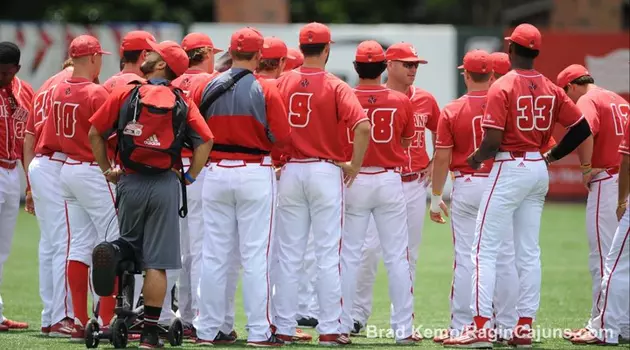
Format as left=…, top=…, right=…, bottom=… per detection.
left=28, top=153, right=73, bottom=328
left=585, top=171, right=620, bottom=329
left=589, top=199, right=630, bottom=344
left=340, top=168, right=414, bottom=340
left=195, top=158, right=275, bottom=342
left=132, top=270, right=181, bottom=323
left=471, top=152, right=548, bottom=322
left=449, top=172, right=518, bottom=336
left=273, top=159, right=344, bottom=337
left=351, top=175, right=427, bottom=326
left=297, top=229, right=318, bottom=320
left=0, top=162, right=20, bottom=322
left=60, top=160, right=120, bottom=266
left=178, top=159, right=207, bottom=325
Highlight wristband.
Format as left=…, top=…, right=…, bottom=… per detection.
left=103, top=168, right=113, bottom=176
left=184, top=172, right=196, bottom=183
left=580, top=163, right=592, bottom=169
left=430, top=193, right=442, bottom=212
left=582, top=168, right=592, bottom=175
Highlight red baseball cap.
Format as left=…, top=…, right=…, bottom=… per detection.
left=284, top=48, right=304, bottom=71
left=146, top=40, right=189, bottom=77
left=458, top=50, right=491, bottom=74
left=229, top=27, right=264, bottom=53
left=120, top=31, right=156, bottom=54
left=261, top=37, right=295, bottom=59
left=181, top=32, right=223, bottom=53
left=69, top=35, right=111, bottom=58
left=505, top=23, right=542, bottom=51
left=299, top=22, right=334, bottom=45
left=556, top=64, right=591, bottom=88
left=490, top=52, right=510, bottom=75
left=355, top=40, right=386, bottom=63
left=385, top=42, right=427, bottom=63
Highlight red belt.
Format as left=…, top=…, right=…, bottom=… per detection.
left=0, top=160, right=17, bottom=170
left=401, top=173, right=419, bottom=182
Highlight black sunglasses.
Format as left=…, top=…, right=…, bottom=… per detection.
left=400, top=61, right=420, bottom=69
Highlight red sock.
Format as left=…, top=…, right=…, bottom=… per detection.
left=517, top=317, right=533, bottom=326
left=473, top=316, right=490, bottom=330
left=68, top=261, right=89, bottom=326
left=99, top=280, right=118, bottom=326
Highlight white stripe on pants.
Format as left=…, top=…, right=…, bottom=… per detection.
left=29, top=156, right=73, bottom=326
left=195, top=160, right=275, bottom=342
left=0, top=165, right=20, bottom=321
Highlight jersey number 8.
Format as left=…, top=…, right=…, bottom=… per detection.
left=348, top=108, right=396, bottom=144
left=516, top=95, right=555, bottom=132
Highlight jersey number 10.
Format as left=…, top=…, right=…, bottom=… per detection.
left=52, top=102, right=79, bottom=138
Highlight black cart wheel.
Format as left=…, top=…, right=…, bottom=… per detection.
left=85, top=319, right=100, bottom=348
left=111, top=318, right=128, bottom=349
left=167, top=318, right=184, bottom=346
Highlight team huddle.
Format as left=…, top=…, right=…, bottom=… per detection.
left=0, top=21, right=628, bottom=349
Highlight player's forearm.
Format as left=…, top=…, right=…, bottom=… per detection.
left=619, top=155, right=630, bottom=205
left=575, top=134, right=593, bottom=166
left=88, top=126, right=111, bottom=173
left=547, top=118, right=592, bottom=162
left=474, top=129, right=503, bottom=162
left=431, top=149, right=451, bottom=196
left=189, top=140, right=212, bottom=179
left=350, top=121, right=370, bottom=168
left=23, top=134, right=35, bottom=175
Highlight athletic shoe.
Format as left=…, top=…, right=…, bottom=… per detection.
left=70, top=321, right=85, bottom=342
left=571, top=331, right=616, bottom=346
left=92, top=242, right=120, bottom=297
left=0, top=324, right=8, bottom=332
left=247, top=334, right=285, bottom=347
left=195, top=331, right=237, bottom=346
left=396, top=333, right=422, bottom=344
left=1, top=318, right=29, bottom=329
left=319, top=333, right=351, bottom=346
left=508, top=324, right=532, bottom=348
left=183, top=323, right=196, bottom=340
left=297, top=317, right=318, bottom=328
left=351, top=320, right=364, bottom=336
left=433, top=329, right=450, bottom=343
left=275, top=329, right=312, bottom=344
left=139, top=332, right=165, bottom=348
left=445, top=329, right=492, bottom=348
left=563, top=327, right=587, bottom=340
left=41, top=325, right=51, bottom=336
left=49, top=318, right=73, bottom=337
left=230, top=330, right=238, bottom=340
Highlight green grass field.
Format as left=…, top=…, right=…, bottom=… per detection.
left=1, top=203, right=627, bottom=349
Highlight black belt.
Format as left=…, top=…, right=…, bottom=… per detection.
left=212, top=143, right=270, bottom=155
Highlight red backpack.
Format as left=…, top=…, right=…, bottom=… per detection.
left=117, top=80, right=190, bottom=175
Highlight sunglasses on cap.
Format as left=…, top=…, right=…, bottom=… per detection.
left=399, top=61, right=420, bottom=69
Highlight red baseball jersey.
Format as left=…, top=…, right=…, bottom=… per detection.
left=90, top=82, right=214, bottom=170
left=402, top=86, right=440, bottom=174
left=0, top=77, right=33, bottom=161
left=276, top=67, right=368, bottom=161
left=482, top=69, right=583, bottom=152
left=436, top=90, right=492, bottom=174
left=45, top=78, right=110, bottom=162
left=576, top=87, right=629, bottom=169
left=27, top=68, right=74, bottom=155
left=619, top=116, right=630, bottom=156
left=346, top=86, right=415, bottom=168
left=102, top=72, right=145, bottom=93
left=172, top=69, right=219, bottom=158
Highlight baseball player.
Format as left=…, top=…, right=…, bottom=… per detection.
left=447, top=24, right=593, bottom=348
left=0, top=42, right=32, bottom=332
left=429, top=50, right=519, bottom=344
left=43, top=35, right=119, bottom=341
left=273, top=22, right=370, bottom=346
left=351, top=42, right=440, bottom=335
left=102, top=30, right=156, bottom=92
left=23, top=63, right=74, bottom=337
left=340, top=40, right=419, bottom=344
left=171, top=31, right=223, bottom=335
left=284, top=48, right=304, bottom=72
left=555, top=64, right=629, bottom=340
left=89, top=39, right=213, bottom=349
left=490, top=52, right=510, bottom=79
left=256, top=36, right=295, bottom=79
left=191, top=27, right=291, bottom=347
left=571, top=118, right=630, bottom=346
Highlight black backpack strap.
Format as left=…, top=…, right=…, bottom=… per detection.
left=178, top=166, right=188, bottom=218
left=199, top=69, right=252, bottom=115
